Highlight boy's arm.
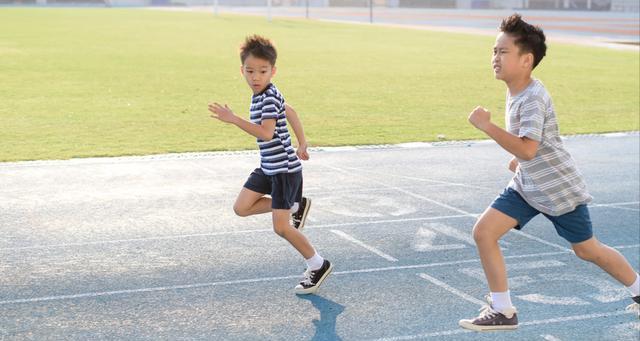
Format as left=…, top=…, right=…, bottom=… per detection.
left=208, top=102, right=275, bottom=141
left=468, top=106, right=539, bottom=161
left=284, top=103, right=309, bottom=160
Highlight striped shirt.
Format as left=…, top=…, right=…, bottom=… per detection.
left=506, top=79, right=592, bottom=216
left=249, top=83, right=302, bottom=175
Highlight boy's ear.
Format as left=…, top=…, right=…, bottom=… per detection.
left=240, top=65, right=244, bottom=75
left=271, top=65, right=277, bottom=77
left=522, top=52, right=534, bottom=70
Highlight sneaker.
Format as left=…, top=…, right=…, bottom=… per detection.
left=459, top=305, right=518, bottom=331
left=292, top=197, right=312, bottom=230
left=627, top=296, right=640, bottom=319
left=295, top=259, right=333, bottom=295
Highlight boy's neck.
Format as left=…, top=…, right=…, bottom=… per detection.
left=505, top=75, right=533, bottom=97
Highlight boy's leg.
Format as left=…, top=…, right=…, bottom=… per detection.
left=233, top=187, right=271, bottom=217
left=234, top=168, right=272, bottom=217
left=473, top=207, right=518, bottom=293
left=546, top=204, right=640, bottom=314
left=571, top=237, right=639, bottom=290
left=459, top=206, right=521, bottom=331
left=272, top=209, right=315, bottom=258
left=273, top=209, right=332, bottom=294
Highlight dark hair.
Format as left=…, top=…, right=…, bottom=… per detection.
left=240, top=35, right=277, bottom=66
left=500, top=14, right=546, bottom=69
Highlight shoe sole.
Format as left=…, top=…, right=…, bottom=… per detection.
left=296, top=199, right=312, bottom=231
left=295, top=262, right=333, bottom=295
left=458, top=320, right=518, bottom=331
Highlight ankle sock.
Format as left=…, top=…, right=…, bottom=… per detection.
left=305, top=252, right=324, bottom=271
left=490, top=291, right=513, bottom=314
left=627, top=273, right=640, bottom=297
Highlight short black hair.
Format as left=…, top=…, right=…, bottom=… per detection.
left=240, top=35, right=277, bottom=66
left=500, top=14, right=547, bottom=69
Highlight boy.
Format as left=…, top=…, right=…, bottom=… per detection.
left=459, top=14, right=639, bottom=331
left=208, top=35, right=332, bottom=294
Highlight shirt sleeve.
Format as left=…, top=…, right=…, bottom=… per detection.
left=517, top=96, right=545, bottom=142
left=260, top=95, right=281, bottom=121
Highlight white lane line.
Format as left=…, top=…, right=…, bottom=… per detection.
left=324, top=163, right=573, bottom=252
left=2, top=203, right=636, bottom=252
left=515, top=232, right=570, bottom=252
left=0, top=214, right=471, bottom=252
left=591, top=202, right=640, bottom=212
left=0, top=250, right=573, bottom=306
left=321, top=164, right=475, bottom=216
left=0, top=274, right=301, bottom=305
left=520, top=310, right=631, bottom=326
left=417, top=273, right=486, bottom=306
left=592, top=201, right=639, bottom=207
left=330, top=229, right=398, bottom=262
left=541, top=335, right=563, bottom=341
left=517, top=294, right=589, bottom=306
left=369, top=311, right=631, bottom=340
left=338, top=166, right=495, bottom=190
left=613, top=244, right=640, bottom=249
left=305, top=183, right=496, bottom=196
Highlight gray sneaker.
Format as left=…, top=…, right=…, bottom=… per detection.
left=459, top=305, right=518, bottom=331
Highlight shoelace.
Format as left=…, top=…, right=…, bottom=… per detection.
left=300, top=268, right=313, bottom=285
left=477, top=305, right=499, bottom=321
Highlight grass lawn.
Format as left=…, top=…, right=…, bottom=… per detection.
left=1, top=8, right=638, bottom=162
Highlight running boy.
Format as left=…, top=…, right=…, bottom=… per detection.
left=459, top=14, right=640, bottom=330
left=208, top=35, right=332, bottom=294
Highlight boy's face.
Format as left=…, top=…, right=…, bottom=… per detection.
left=241, top=54, right=276, bottom=94
left=492, top=32, right=533, bottom=82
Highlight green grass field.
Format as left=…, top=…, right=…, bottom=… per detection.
left=1, top=8, right=638, bottom=162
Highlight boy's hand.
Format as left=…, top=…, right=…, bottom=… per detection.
left=296, top=143, right=309, bottom=161
left=208, top=102, right=237, bottom=124
left=508, top=157, right=519, bottom=172
left=468, top=106, right=492, bottom=131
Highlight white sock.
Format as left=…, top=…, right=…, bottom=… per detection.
left=490, top=291, right=513, bottom=313
left=305, top=252, right=324, bottom=271
left=290, top=202, right=299, bottom=213
left=627, top=273, right=640, bottom=297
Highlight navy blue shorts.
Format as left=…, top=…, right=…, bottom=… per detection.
left=243, top=168, right=303, bottom=210
left=490, top=187, right=593, bottom=244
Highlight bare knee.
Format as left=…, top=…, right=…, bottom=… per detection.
left=233, top=203, right=249, bottom=217
left=472, top=222, right=496, bottom=245
left=272, top=223, right=288, bottom=237
left=572, top=238, right=602, bottom=262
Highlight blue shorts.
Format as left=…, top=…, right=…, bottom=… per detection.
left=490, top=187, right=593, bottom=244
left=243, top=168, right=303, bottom=210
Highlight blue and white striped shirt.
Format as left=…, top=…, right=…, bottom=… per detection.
left=250, top=83, right=302, bottom=175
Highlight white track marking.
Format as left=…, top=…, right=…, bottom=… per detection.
left=0, top=250, right=574, bottom=305
left=417, top=273, right=486, bottom=306
left=338, top=166, right=494, bottom=190
left=369, top=311, right=631, bottom=340
left=330, top=229, right=398, bottom=262
left=517, top=294, right=590, bottom=306
left=0, top=214, right=471, bottom=251
left=324, top=163, right=573, bottom=252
